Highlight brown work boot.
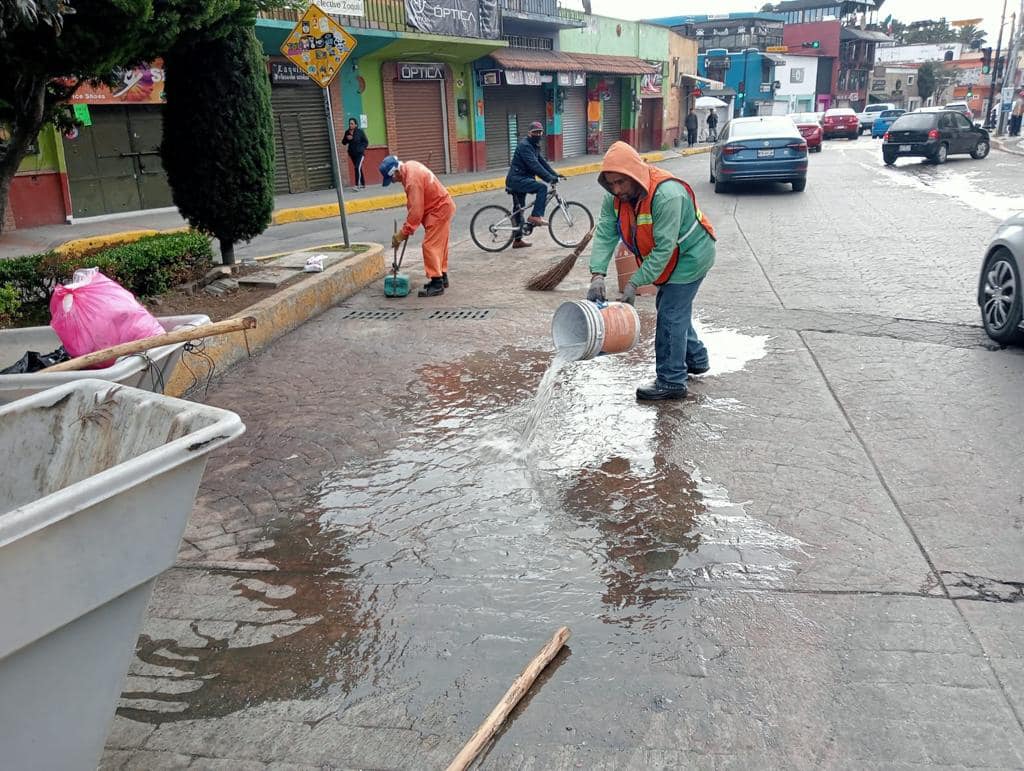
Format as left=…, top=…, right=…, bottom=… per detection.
left=527, top=216, right=547, bottom=226
left=512, top=239, right=532, bottom=249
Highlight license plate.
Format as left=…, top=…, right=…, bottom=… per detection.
left=757, top=149, right=774, bottom=158
left=899, top=144, right=911, bottom=151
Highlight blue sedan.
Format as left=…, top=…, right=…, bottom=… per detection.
left=871, top=109, right=906, bottom=138
left=709, top=116, right=809, bottom=193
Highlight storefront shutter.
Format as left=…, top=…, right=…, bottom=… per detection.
left=270, top=84, right=333, bottom=195
left=561, top=87, right=587, bottom=158
left=484, top=85, right=547, bottom=170
left=392, top=80, right=448, bottom=176
left=600, top=87, right=622, bottom=153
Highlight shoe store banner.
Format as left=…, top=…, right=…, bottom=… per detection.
left=405, top=0, right=499, bottom=38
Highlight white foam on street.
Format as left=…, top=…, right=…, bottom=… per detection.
left=692, top=320, right=771, bottom=376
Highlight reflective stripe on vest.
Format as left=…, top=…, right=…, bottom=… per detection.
left=615, top=169, right=716, bottom=285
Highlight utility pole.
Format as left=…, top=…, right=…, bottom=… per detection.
left=999, top=13, right=1017, bottom=134
left=989, top=0, right=1009, bottom=129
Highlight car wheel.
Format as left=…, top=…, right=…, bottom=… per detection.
left=971, top=139, right=990, bottom=159
left=714, top=178, right=728, bottom=194
left=980, top=247, right=1024, bottom=344
left=883, top=152, right=896, bottom=166
left=791, top=178, right=807, bottom=192
left=932, top=143, right=948, bottom=164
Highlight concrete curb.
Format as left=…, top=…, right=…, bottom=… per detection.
left=164, top=243, right=385, bottom=397
left=48, top=147, right=712, bottom=256
left=992, top=137, right=1024, bottom=157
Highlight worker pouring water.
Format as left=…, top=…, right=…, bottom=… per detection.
left=380, top=155, right=456, bottom=297
left=586, top=141, right=716, bottom=401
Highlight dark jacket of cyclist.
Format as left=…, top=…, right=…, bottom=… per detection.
left=506, top=121, right=558, bottom=234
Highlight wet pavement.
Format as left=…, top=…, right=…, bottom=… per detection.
left=102, top=145, right=1024, bottom=769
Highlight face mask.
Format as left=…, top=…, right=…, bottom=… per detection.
left=528, top=134, right=542, bottom=146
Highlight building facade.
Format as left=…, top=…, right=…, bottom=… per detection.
left=771, top=54, right=821, bottom=113
left=646, top=12, right=784, bottom=54
left=869, top=65, right=921, bottom=110
left=699, top=48, right=782, bottom=117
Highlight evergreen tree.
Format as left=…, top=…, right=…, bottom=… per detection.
left=917, top=61, right=939, bottom=101
left=161, top=22, right=275, bottom=264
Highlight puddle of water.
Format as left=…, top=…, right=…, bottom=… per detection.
left=864, top=161, right=1024, bottom=221
left=122, top=323, right=789, bottom=723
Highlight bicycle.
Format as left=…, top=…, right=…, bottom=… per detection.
left=699, top=126, right=719, bottom=143
left=469, top=181, right=594, bottom=253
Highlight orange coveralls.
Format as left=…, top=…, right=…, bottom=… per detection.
left=399, top=161, right=456, bottom=279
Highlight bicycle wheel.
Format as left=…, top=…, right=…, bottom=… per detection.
left=548, top=201, right=594, bottom=248
left=470, top=205, right=516, bottom=252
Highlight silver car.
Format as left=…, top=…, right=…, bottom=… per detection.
left=978, top=213, right=1024, bottom=344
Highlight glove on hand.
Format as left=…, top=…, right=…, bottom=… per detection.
left=391, top=232, right=406, bottom=249
left=587, top=275, right=606, bottom=302
left=617, top=282, right=637, bottom=305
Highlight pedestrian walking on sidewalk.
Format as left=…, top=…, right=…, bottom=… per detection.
left=1011, top=94, right=1024, bottom=137
left=586, top=141, right=716, bottom=401
left=342, top=118, right=368, bottom=189
left=685, top=109, right=699, bottom=147
left=505, top=120, right=560, bottom=249
left=380, top=155, right=456, bottom=297
left=706, top=110, right=718, bottom=142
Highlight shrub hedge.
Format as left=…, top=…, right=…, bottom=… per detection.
left=0, top=232, right=213, bottom=327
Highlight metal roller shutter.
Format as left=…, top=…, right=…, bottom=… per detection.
left=484, top=85, right=547, bottom=170
left=600, top=86, right=622, bottom=152
left=392, top=80, right=447, bottom=176
left=561, top=86, right=587, bottom=158
left=270, top=84, right=333, bottom=195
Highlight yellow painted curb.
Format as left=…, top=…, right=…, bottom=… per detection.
left=164, top=244, right=386, bottom=398
left=53, top=229, right=161, bottom=255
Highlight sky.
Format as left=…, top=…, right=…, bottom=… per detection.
left=584, top=0, right=1020, bottom=48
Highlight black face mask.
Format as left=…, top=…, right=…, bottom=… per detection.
left=528, top=134, right=542, bottom=146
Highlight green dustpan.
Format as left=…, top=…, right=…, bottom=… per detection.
left=385, top=222, right=410, bottom=298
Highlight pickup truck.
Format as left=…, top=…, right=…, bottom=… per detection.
left=858, top=102, right=896, bottom=134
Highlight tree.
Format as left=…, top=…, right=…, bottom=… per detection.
left=917, top=61, right=938, bottom=101
left=759, top=3, right=775, bottom=12
left=957, top=24, right=987, bottom=49
left=161, top=22, right=274, bottom=264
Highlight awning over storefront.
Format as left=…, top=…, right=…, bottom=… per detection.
left=489, top=47, right=584, bottom=72
left=680, top=73, right=724, bottom=88
left=762, top=53, right=786, bottom=66
left=564, top=53, right=660, bottom=76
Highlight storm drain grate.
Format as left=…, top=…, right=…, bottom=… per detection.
left=339, top=309, right=407, bottom=320
left=426, top=309, right=493, bottom=320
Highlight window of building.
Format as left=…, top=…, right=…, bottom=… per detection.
left=790, top=67, right=805, bottom=84
left=908, top=74, right=915, bottom=85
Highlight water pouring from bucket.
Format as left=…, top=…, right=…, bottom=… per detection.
left=551, top=300, right=641, bottom=361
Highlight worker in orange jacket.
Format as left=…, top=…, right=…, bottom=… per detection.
left=380, top=155, right=456, bottom=297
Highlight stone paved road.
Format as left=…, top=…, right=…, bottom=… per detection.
left=101, top=141, right=1024, bottom=770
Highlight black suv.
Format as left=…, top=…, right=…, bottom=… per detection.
left=882, top=108, right=990, bottom=165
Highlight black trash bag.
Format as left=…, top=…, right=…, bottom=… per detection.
left=1, top=347, right=70, bottom=374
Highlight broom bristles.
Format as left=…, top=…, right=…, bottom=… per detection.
left=524, top=228, right=595, bottom=292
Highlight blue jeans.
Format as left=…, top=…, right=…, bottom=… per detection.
left=509, top=178, right=547, bottom=218
left=654, top=278, right=708, bottom=389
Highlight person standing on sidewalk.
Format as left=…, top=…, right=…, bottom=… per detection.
left=505, top=121, right=560, bottom=249
left=586, top=141, right=716, bottom=401
left=342, top=118, right=368, bottom=189
left=380, top=155, right=456, bottom=297
left=706, top=110, right=718, bottom=142
left=685, top=109, right=699, bottom=147
left=1011, top=94, right=1024, bottom=137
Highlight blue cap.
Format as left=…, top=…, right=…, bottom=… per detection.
left=379, top=155, right=400, bottom=186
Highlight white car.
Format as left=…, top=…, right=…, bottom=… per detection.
left=858, top=102, right=896, bottom=133
left=979, top=213, right=1024, bottom=344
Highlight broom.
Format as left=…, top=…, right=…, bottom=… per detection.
left=524, top=227, right=595, bottom=292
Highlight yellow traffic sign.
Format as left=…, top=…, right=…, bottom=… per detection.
left=766, top=45, right=788, bottom=53
left=280, top=4, right=357, bottom=89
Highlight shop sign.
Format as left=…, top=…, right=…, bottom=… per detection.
left=479, top=69, right=502, bottom=86
left=766, top=45, right=788, bottom=53
left=270, top=62, right=310, bottom=84
left=70, top=60, right=165, bottom=104
left=523, top=71, right=541, bottom=86
left=572, top=72, right=586, bottom=86
left=871, top=78, right=887, bottom=92
left=504, top=70, right=525, bottom=86
left=72, top=103, right=92, bottom=126
left=398, top=62, right=445, bottom=80
left=640, top=71, right=663, bottom=96
left=759, top=82, right=772, bottom=93
left=317, top=0, right=364, bottom=16
left=406, top=0, right=499, bottom=39
left=280, top=4, right=357, bottom=88
left=557, top=72, right=571, bottom=86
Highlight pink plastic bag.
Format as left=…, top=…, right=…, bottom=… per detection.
left=50, top=268, right=166, bottom=368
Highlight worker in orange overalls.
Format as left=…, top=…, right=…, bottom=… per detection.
left=380, top=155, right=456, bottom=297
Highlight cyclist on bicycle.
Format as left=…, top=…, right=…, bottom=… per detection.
left=505, top=120, right=560, bottom=249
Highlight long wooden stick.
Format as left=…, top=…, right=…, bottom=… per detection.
left=45, top=316, right=257, bottom=372
left=446, top=626, right=571, bottom=771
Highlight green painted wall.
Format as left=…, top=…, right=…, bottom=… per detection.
left=19, top=124, right=61, bottom=174
left=453, top=63, right=472, bottom=142
left=359, top=58, right=388, bottom=145
left=340, top=61, right=363, bottom=124
left=559, top=16, right=667, bottom=60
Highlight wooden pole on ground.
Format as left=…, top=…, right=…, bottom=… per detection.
left=446, top=626, right=571, bottom=771
left=45, top=316, right=257, bottom=373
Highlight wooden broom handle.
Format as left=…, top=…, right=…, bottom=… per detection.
left=45, top=316, right=257, bottom=373
left=446, top=626, right=571, bottom=771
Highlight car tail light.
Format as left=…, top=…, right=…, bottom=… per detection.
left=787, top=141, right=808, bottom=152
left=722, top=145, right=745, bottom=156
left=883, top=132, right=890, bottom=141
left=928, top=129, right=940, bottom=140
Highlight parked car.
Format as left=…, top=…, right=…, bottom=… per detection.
left=789, top=112, right=823, bottom=152
left=871, top=109, right=906, bottom=138
left=822, top=108, right=859, bottom=140
left=943, top=101, right=975, bottom=123
left=882, top=108, right=990, bottom=165
left=858, top=102, right=896, bottom=134
left=978, top=213, right=1024, bottom=344
left=709, top=116, right=809, bottom=193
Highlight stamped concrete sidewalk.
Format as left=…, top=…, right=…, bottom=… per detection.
left=101, top=149, right=1024, bottom=769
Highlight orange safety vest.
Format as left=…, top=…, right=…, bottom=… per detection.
left=614, top=167, right=716, bottom=285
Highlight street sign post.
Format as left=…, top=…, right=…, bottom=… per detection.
left=280, top=4, right=358, bottom=246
